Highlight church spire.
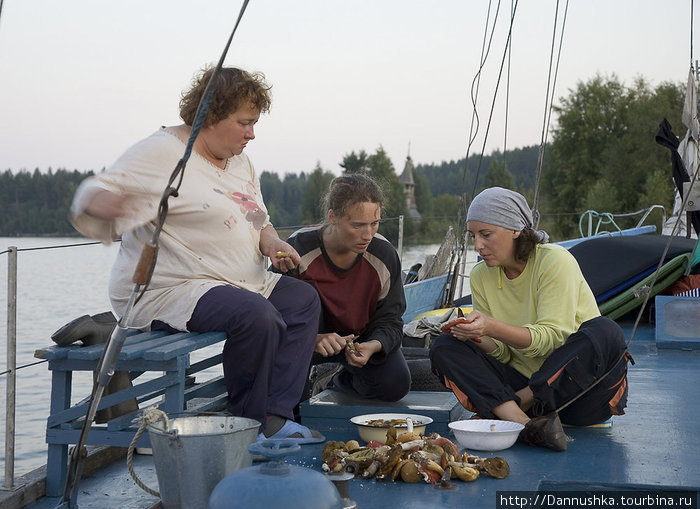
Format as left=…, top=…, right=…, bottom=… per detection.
left=398, top=144, right=421, bottom=220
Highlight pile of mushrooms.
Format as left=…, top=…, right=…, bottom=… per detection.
left=321, top=424, right=510, bottom=484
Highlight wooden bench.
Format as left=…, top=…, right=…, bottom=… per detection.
left=34, top=329, right=228, bottom=496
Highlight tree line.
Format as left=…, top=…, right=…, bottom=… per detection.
left=0, top=74, right=685, bottom=244
left=0, top=147, right=539, bottom=245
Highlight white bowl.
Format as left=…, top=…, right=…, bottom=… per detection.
left=350, top=413, right=433, bottom=444
left=448, top=419, right=524, bottom=451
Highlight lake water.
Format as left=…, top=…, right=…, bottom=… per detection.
left=0, top=237, right=473, bottom=477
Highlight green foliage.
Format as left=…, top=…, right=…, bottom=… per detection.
left=0, top=168, right=90, bottom=235
left=541, top=74, right=683, bottom=238
left=339, top=150, right=369, bottom=174
left=1, top=75, right=685, bottom=244
left=259, top=171, right=311, bottom=230
left=415, top=146, right=538, bottom=201
left=412, top=193, right=461, bottom=243
left=341, top=146, right=413, bottom=245
left=300, top=163, right=335, bottom=225
left=412, top=171, right=433, bottom=218
left=483, top=157, right=515, bottom=190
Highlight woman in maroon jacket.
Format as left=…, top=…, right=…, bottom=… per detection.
left=286, top=174, right=411, bottom=402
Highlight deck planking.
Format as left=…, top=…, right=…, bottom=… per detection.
left=23, top=320, right=700, bottom=509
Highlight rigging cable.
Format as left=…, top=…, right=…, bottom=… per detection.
left=502, top=0, right=515, bottom=164
left=455, top=0, right=510, bottom=298
left=0, top=360, right=47, bottom=377
left=455, top=0, right=496, bottom=297
left=460, top=0, right=504, bottom=209
left=56, top=2, right=251, bottom=508
left=559, top=3, right=698, bottom=413
left=531, top=0, right=570, bottom=228
left=459, top=0, right=502, bottom=216
left=468, top=1, right=520, bottom=201
left=556, top=166, right=699, bottom=414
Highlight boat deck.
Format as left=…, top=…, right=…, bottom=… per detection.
left=23, top=320, right=700, bottom=508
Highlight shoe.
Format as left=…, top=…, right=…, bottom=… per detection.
left=331, top=369, right=358, bottom=396
left=310, top=363, right=343, bottom=397
left=519, top=412, right=568, bottom=451
left=52, top=312, right=138, bottom=423
left=51, top=311, right=117, bottom=347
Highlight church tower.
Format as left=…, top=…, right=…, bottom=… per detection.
left=398, top=151, right=421, bottom=220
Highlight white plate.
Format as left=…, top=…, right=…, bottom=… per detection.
left=349, top=413, right=433, bottom=428
left=448, top=419, right=524, bottom=451
left=350, top=413, right=434, bottom=444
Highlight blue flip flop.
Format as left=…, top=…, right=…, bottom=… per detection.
left=256, top=419, right=325, bottom=444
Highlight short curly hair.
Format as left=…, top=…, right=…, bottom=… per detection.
left=179, top=66, right=272, bottom=127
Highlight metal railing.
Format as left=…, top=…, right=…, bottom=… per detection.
left=4, top=247, right=17, bottom=490
left=0, top=215, right=443, bottom=490
left=1, top=240, right=102, bottom=490
left=578, top=205, right=666, bottom=238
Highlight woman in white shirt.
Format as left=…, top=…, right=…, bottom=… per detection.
left=70, top=67, right=323, bottom=443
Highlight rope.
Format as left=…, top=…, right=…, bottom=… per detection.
left=577, top=210, right=623, bottom=237
left=470, top=0, right=520, bottom=200
left=456, top=0, right=516, bottom=299
left=0, top=359, right=47, bottom=377
left=127, top=407, right=169, bottom=497
left=691, top=0, right=694, bottom=67
left=0, top=240, right=106, bottom=256
left=135, top=0, right=250, bottom=301
left=531, top=0, right=570, bottom=228
left=556, top=179, right=698, bottom=415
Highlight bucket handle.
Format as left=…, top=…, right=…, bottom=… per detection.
left=127, top=407, right=169, bottom=497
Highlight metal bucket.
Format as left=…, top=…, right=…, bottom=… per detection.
left=148, top=415, right=260, bottom=509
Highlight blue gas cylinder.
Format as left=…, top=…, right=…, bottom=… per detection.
left=208, top=440, right=344, bottom=509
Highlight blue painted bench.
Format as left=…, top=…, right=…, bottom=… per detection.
left=34, top=329, right=228, bottom=496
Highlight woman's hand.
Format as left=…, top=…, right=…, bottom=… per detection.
left=345, top=339, right=381, bottom=368
left=444, top=310, right=488, bottom=342
left=260, top=226, right=300, bottom=272
left=268, top=240, right=300, bottom=273
left=85, top=190, right=129, bottom=219
left=315, top=332, right=351, bottom=357
left=445, top=310, right=533, bottom=350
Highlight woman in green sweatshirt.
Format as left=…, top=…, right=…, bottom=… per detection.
left=430, top=187, right=630, bottom=451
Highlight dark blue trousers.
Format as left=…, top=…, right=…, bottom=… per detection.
left=175, top=276, right=320, bottom=429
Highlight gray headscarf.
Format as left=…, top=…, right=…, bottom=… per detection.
left=467, top=187, right=549, bottom=242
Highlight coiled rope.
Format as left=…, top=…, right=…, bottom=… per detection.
left=578, top=210, right=622, bottom=238
left=127, top=407, right=169, bottom=497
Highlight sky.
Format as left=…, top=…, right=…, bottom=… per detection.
left=0, top=1, right=696, bottom=178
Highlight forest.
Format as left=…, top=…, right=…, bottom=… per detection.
left=0, top=75, right=685, bottom=245
left=0, top=147, right=539, bottom=246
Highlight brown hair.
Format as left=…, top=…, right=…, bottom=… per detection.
left=513, top=227, right=544, bottom=263
left=179, top=67, right=272, bottom=127
left=322, top=173, right=384, bottom=221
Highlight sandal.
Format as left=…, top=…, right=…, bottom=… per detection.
left=257, top=419, right=325, bottom=444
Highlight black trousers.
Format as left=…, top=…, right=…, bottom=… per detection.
left=309, top=347, right=411, bottom=402
left=429, top=316, right=630, bottom=426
